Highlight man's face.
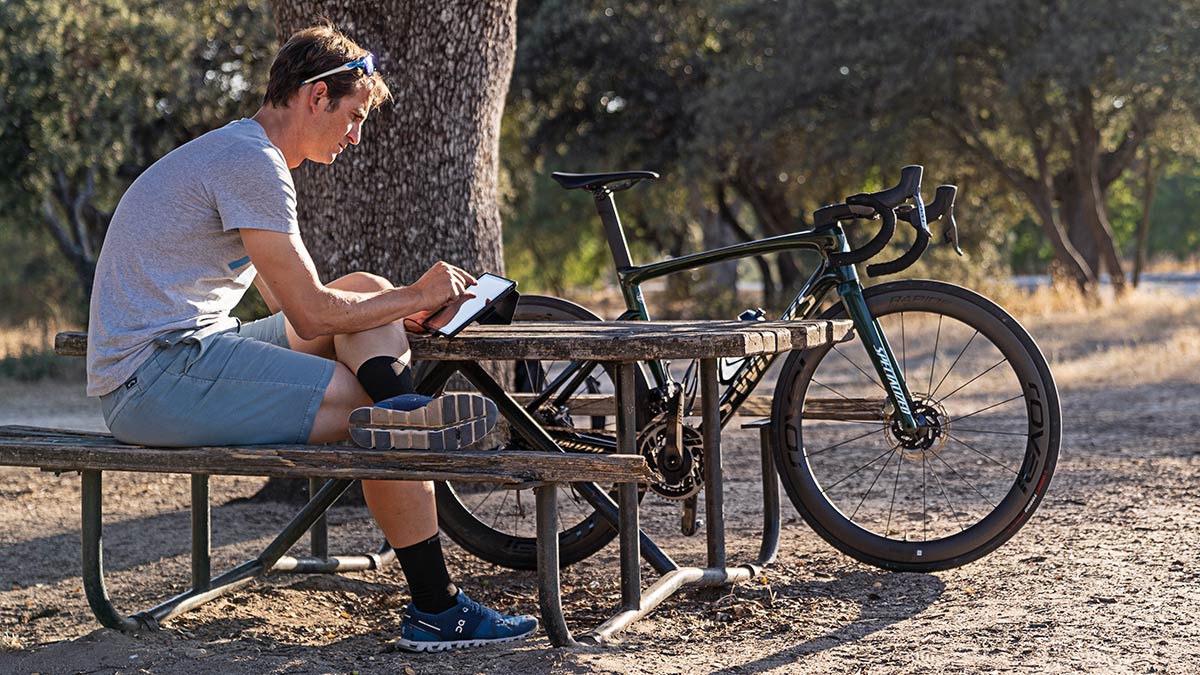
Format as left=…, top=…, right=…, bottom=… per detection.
left=306, top=81, right=372, bottom=164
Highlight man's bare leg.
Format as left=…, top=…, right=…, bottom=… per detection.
left=290, top=271, right=435, bottom=548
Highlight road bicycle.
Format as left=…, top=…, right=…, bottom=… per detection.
left=434, top=166, right=1061, bottom=573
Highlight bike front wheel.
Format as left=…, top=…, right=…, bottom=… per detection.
left=772, top=280, right=1060, bottom=571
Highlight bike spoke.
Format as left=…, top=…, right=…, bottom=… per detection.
left=926, top=458, right=968, bottom=534
left=490, top=489, right=512, bottom=531
left=951, top=427, right=1029, bottom=437
left=922, top=453, right=928, bottom=541
left=928, top=314, right=943, bottom=396
left=885, top=449, right=905, bottom=536
left=931, top=330, right=980, bottom=399
left=465, top=484, right=503, bottom=518
left=932, top=452, right=998, bottom=509
left=848, top=446, right=898, bottom=522
left=811, top=377, right=855, bottom=401
left=821, top=443, right=896, bottom=494
left=952, top=394, right=1025, bottom=424
left=901, top=313, right=908, bottom=378
left=806, top=424, right=890, bottom=458
left=938, top=358, right=1009, bottom=403
left=831, top=345, right=889, bottom=394
left=947, top=433, right=1019, bottom=475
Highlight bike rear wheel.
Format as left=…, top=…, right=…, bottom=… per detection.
left=772, top=280, right=1060, bottom=571
left=434, top=295, right=648, bottom=570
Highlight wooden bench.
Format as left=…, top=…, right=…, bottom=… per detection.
left=0, top=425, right=649, bottom=637
left=10, top=319, right=848, bottom=646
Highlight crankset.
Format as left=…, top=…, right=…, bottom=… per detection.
left=637, top=413, right=705, bottom=501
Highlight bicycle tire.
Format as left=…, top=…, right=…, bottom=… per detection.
left=771, top=280, right=1060, bottom=571
left=435, top=295, right=649, bottom=570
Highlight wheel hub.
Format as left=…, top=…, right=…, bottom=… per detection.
left=886, top=396, right=951, bottom=460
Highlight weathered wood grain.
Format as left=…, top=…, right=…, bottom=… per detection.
left=55, top=319, right=852, bottom=360
left=0, top=427, right=650, bottom=485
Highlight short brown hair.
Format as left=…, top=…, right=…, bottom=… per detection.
left=263, top=22, right=391, bottom=111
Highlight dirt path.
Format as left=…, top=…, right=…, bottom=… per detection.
left=3, top=292, right=1200, bottom=674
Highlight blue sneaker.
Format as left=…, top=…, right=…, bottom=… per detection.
left=349, top=393, right=499, bottom=450
left=393, top=591, right=538, bottom=652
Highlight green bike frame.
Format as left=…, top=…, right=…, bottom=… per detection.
left=613, top=221, right=920, bottom=431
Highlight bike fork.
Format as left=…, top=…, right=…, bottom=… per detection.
left=836, top=271, right=922, bottom=431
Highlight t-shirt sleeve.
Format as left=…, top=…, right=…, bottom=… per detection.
left=206, top=143, right=299, bottom=234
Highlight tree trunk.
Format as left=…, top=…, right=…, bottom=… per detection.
left=257, top=1, right=517, bottom=504
left=1060, top=182, right=1101, bottom=279
left=1133, top=148, right=1163, bottom=287
left=271, top=1, right=515, bottom=283
left=1070, top=89, right=1128, bottom=294
left=1030, top=189, right=1095, bottom=292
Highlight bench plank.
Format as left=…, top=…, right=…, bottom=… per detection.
left=0, top=427, right=650, bottom=485
left=54, top=320, right=852, bottom=361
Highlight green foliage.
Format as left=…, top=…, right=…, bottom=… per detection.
left=0, top=348, right=76, bottom=381
left=1148, top=160, right=1200, bottom=257
left=502, top=0, right=1200, bottom=300
left=0, top=0, right=275, bottom=324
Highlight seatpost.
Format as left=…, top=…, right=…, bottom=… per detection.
left=593, top=189, right=635, bottom=270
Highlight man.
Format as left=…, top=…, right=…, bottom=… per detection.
left=85, top=23, right=536, bottom=651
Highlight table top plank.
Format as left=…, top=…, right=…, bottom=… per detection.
left=54, top=320, right=852, bottom=361
left=408, top=320, right=850, bottom=360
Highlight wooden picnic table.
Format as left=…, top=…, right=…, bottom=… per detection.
left=25, top=318, right=852, bottom=647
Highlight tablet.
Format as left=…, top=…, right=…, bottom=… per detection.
left=422, top=273, right=518, bottom=337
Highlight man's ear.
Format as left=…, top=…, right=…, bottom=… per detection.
left=306, top=81, right=329, bottom=113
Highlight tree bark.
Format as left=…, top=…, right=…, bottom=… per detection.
left=258, top=1, right=517, bottom=504
left=271, top=1, right=515, bottom=284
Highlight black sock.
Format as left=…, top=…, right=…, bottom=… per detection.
left=394, top=533, right=458, bottom=614
left=356, top=356, right=416, bottom=402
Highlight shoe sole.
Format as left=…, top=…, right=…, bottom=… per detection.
left=348, top=394, right=498, bottom=450
left=391, top=626, right=537, bottom=652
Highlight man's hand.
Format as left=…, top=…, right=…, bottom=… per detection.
left=409, top=262, right=477, bottom=311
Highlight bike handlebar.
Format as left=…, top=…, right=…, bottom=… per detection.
left=821, top=165, right=921, bottom=267
left=867, top=184, right=959, bottom=277
left=847, top=165, right=924, bottom=210
left=827, top=195, right=896, bottom=268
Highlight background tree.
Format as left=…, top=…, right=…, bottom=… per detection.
left=0, top=0, right=274, bottom=311
left=269, top=1, right=515, bottom=285
left=792, top=0, right=1200, bottom=293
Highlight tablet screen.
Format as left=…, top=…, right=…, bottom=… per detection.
left=424, top=273, right=516, bottom=337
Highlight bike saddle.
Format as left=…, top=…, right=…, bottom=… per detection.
left=551, top=170, right=659, bottom=192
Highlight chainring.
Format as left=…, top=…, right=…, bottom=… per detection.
left=637, top=414, right=705, bottom=499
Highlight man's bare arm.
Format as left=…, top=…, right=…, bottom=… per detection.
left=252, top=275, right=281, bottom=314
left=239, top=228, right=475, bottom=340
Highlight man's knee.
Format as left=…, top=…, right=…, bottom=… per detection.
left=331, top=271, right=393, bottom=293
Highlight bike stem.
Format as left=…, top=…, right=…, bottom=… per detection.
left=834, top=265, right=922, bottom=431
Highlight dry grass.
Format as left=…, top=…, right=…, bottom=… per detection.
left=1002, top=286, right=1200, bottom=389
left=0, top=320, right=73, bottom=360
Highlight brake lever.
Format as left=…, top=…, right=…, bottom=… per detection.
left=897, top=185, right=962, bottom=256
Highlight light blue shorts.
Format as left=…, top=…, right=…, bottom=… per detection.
left=100, top=313, right=336, bottom=447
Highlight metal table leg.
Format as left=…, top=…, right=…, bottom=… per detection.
left=615, top=363, right=642, bottom=611
left=536, top=484, right=578, bottom=647
left=80, top=473, right=394, bottom=632
left=190, top=474, right=211, bottom=591
left=701, top=359, right=726, bottom=568
left=455, top=360, right=677, bottom=575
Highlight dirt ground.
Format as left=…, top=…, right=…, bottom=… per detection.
left=3, top=289, right=1200, bottom=674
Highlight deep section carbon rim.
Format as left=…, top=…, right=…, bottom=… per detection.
left=773, top=280, right=1060, bottom=571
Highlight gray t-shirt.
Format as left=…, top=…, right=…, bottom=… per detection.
left=86, top=119, right=298, bottom=396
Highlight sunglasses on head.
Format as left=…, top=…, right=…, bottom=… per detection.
left=300, top=53, right=376, bottom=87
